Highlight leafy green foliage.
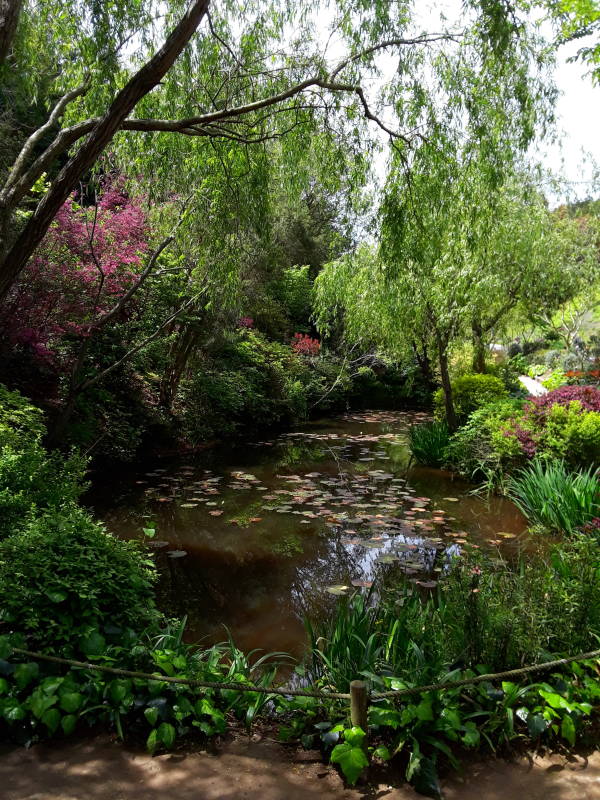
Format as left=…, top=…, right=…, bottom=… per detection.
left=330, top=726, right=369, bottom=785
left=0, top=505, right=159, bottom=653
left=507, top=459, right=600, bottom=534
left=0, top=384, right=86, bottom=538
left=434, top=374, right=508, bottom=425
left=409, top=421, right=450, bottom=467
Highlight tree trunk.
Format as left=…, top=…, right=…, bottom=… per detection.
left=160, top=324, right=201, bottom=410
left=471, top=320, right=487, bottom=373
left=437, top=334, right=458, bottom=432
left=0, top=0, right=22, bottom=66
left=0, top=0, right=209, bottom=302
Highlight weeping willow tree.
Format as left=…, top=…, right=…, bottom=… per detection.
left=0, top=0, right=558, bottom=303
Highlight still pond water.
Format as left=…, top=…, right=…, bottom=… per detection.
left=92, top=410, right=526, bottom=658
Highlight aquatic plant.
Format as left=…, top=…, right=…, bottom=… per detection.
left=507, top=459, right=600, bottom=535
left=409, top=420, right=450, bottom=467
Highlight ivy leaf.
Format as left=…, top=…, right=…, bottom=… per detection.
left=14, top=662, right=39, bottom=689
left=411, top=755, right=442, bottom=799
left=330, top=741, right=369, bottom=785
left=146, top=728, right=158, bottom=754
left=373, top=745, right=392, bottom=761
left=61, top=714, right=77, bottom=735
left=144, top=707, right=159, bottom=726
left=561, top=714, right=576, bottom=746
left=60, top=692, right=83, bottom=713
left=80, top=631, right=106, bottom=657
left=41, top=708, right=61, bottom=733
left=158, top=722, right=176, bottom=748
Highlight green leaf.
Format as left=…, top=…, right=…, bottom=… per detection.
left=46, top=591, right=67, bottom=603
left=41, top=708, right=61, bottom=733
left=527, top=713, right=548, bottom=738
left=109, top=680, right=130, bottom=704
left=146, top=728, right=158, bottom=754
left=60, top=692, right=83, bottom=713
left=30, top=690, right=57, bottom=719
left=80, top=631, right=106, bottom=657
left=61, top=714, right=77, bottom=735
left=143, top=528, right=156, bottom=538
left=14, top=662, right=39, bottom=689
left=411, top=755, right=442, bottom=799
left=0, top=677, right=8, bottom=695
left=158, top=722, right=176, bottom=748
left=2, top=699, right=26, bottom=721
left=561, top=714, right=576, bottom=746
left=373, top=745, right=392, bottom=761
left=416, top=698, right=434, bottom=721
left=144, top=707, right=159, bottom=726
left=330, top=742, right=369, bottom=785
left=343, top=726, right=366, bottom=749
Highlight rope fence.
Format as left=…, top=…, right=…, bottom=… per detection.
left=11, top=645, right=600, bottom=703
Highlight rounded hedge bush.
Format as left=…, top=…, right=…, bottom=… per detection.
left=0, top=505, right=159, bottom=653
left=434, top=373, right=508, bottom=424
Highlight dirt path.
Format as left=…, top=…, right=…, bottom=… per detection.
left=1, top=734, right=599, bottom=800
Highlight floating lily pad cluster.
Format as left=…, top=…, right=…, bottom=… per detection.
left=123, top=410, right=518, bottom=596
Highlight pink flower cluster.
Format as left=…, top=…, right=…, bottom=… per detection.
left=238, top=317, right=254, bottom=329
left=4, top=177, right=147, bottom=362
left=291, top=333, right=320, bottom=356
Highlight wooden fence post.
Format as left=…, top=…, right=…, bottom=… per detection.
left=350, top=679, right=368, bottom=741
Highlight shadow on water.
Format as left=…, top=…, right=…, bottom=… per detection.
left=89, top=410, right=528, bottom=658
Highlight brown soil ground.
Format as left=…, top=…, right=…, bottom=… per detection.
left=1, top=732, right=599, bottom=800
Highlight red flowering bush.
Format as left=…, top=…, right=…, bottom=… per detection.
left=291, top=333, right=320, bottom=356
left=238, top=317, right=254, bottom=329
left=527, top=385, right=600, bottom=415
left=3, top=177, right=147, bottom=363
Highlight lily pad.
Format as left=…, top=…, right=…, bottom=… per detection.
left=325, top=585, right=351, bottom=595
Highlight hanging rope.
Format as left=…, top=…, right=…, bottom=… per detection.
left=10, top=646, right=600, bottom=702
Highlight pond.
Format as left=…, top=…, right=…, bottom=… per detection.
left=91, top=410, right=527, bottom=659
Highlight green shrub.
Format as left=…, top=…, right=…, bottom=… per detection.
left=542, top=370, right=567, bottom=390
left=0, top=505, right=159, bottom=653
left=434, top=374, right=507, bottom=424
left=0, top=385, right=86, bottom=538
left=445, top=399, right=524, bottom=481
left=507, top=459, right=600, bottom=535
left=409, top=421, right=450, bottom=467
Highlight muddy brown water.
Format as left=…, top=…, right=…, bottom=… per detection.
left=90, top=410, right=527, bottom=659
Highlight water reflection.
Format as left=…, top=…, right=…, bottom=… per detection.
left=91, top=410, right=527, bottom=657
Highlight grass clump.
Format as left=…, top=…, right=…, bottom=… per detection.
left=507, top=459, right=600, bottom=535
left=409, top=421, right=450, bottom=467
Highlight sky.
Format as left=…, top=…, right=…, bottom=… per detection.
left=541, top=38, right=600, bottom=203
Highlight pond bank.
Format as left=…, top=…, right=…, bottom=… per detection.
left=1, top=732, right=598, bottom=800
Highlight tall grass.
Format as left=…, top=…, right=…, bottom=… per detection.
left=306, top=536, right=600, bottom=690
left=507, top=459, right=600, bottom=535
left=408, top=421, right=450, bottom=467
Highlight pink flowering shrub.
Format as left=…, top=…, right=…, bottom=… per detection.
left=238, top=317, right=254, bottom=329
left=291, top=333, right=320, bottom=356
left=3, top=177, right=147, bottom=363
left=497, top=385, right=600, bottom=466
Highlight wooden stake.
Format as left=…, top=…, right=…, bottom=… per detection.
left=350, top=680, right=368, bottom=739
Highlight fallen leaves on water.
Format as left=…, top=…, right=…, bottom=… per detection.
left=208, top=510, right=224, bottom=516
left=351, top=579, right=373, bottom=588
left=167, top=550, right=187, bottom=558
left=325, top=585, right=351, bottom=595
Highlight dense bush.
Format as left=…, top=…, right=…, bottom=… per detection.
left=445, top=399, right=524, bottom=481
left=0, top=384, right=86, bottom=538
left=0, top=505, right=159, bottom=653
left=530, top=384, right=600, bottom=413
left=434, top=374, right=507, bottom=424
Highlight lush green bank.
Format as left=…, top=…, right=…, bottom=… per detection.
left=1, top=382, right=599, bottom=798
